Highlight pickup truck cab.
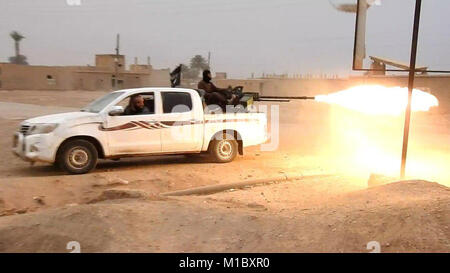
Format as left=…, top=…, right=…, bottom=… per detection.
left=13, top=88, right=268, bottom=174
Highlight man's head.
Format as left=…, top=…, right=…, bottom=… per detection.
left=203, top=69, right=212, bottom=82
left=130, top=94, right=145, bottom=111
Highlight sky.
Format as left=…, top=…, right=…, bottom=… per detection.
left=0, top=0, right=449, bottom=78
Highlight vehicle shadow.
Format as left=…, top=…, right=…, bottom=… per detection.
left=5, top=164, right=63, bottom=178
left=95, top=154, right=213, bottom=171
left=5, top=154, right=215, bottom=178
left=5, top=153, right=250, bottom=178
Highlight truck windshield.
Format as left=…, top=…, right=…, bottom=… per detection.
left=81, top=92, right=124, bottom=113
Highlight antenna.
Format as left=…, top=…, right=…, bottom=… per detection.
left=115, top=33, right=120, bottom=55
left=113, top=33, right=120, bottom=90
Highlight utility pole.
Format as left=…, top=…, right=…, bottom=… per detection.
left=113, top=33, right=120, bottom=90
left=335, top=0, right=368, bottom=69
left=400, top=0, right=422, bottom=179
left=353, top=0, right=368, bottom=69
left=207, top=51, right=211, bottom=68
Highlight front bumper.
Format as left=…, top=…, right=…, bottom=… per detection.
left=12, top=132, right=59, bottom=163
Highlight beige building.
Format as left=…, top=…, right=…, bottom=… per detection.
left=0, top=54, right=170, bottom=90
left=214, top=72, right=227, bottom=80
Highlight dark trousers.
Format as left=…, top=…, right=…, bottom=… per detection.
left=205, top=92, right=228, bottom=111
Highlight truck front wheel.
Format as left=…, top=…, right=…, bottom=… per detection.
left=209, top=133, right=238, bottom=163
left=56, top=139, right=98, bottom=174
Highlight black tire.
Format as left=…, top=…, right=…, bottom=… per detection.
left=56, top=139, right=98, bottom=174
left=52, top=161, right=59, bottom=169
left=208, top=133, right=238, bottom=163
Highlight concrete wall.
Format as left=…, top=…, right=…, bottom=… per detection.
left=215, top=78, right=349, bottom=96
left=129, top=64, right=152, bottom=73
left=1, top=60, right=446, bottom=112
left=95, top=54, right=125, bottom=72
left=148, top=69, right=170, bottom=87
left=215, top=72, right=227, bottom=79
left=0, top=62, right=170, bottom=90
left=123, top=73, right=150, bottom=89
left=73, top=71, right=112, bottom=91
left=0, top=63, right=76, bottom=90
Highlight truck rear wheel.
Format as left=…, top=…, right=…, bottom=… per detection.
left=209, top=133, right=238, bottom=163
left=56, top=139, right=98, bottom=174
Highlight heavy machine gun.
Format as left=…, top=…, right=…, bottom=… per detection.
left=231, top=86, right=315, bottom=108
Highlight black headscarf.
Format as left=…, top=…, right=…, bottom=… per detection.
left=203, top=70, right=212, bottom=83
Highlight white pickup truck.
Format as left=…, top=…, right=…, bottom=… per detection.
left=12, top=88, right=268, bottom=174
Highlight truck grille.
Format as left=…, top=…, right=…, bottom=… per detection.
left=20, top=125, right=31, bottom=135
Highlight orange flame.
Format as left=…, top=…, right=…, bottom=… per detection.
left=317, top=85, right=448, bottom=184
left=316, top=85, right=439, bottom=115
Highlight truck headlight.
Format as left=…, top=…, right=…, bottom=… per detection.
left=28, top=123, right=59, bottom=135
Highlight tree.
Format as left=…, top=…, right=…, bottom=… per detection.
left=9, top=31, right=28, bottom=65
left=190, top=55, right=209, bottom=71
left=180, top=64, right=194, bottom=79
left=176, top=55, right=210, bottom=80
left=180, top=63, right=198, bottom=79
left=188, top=55, right=209, bottom=79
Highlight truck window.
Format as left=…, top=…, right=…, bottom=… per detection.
left=116, top=93, right=155, bottom=115
left=81, top=91, right=124, bottom=113
left=161, top=92, right=192, bottom=113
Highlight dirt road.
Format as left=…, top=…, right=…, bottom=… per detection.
left=0, top=90, right=448, bottom=252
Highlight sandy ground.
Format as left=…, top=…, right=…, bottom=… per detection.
left=0, top=89, right=449, bottom=253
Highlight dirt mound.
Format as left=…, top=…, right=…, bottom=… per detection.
left=0, top=177, right=448, bottom=253
left=88, top=189, right=166, bottom=204
left=366, top=180, right=449, bottom=195
left=191, top=178, right=450, bottom=252
left=294, top=180, right=450, bottom=252
left=0, top=199, right=211, bottom=253
left=337, top=180, right=450, bottom=207
left=0, top=204, right=117, bottom=252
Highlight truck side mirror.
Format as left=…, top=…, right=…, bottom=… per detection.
left=108, top=105, right=124, bottom=116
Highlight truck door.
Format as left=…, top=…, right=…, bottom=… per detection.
left=159, top=91, right=203, bottom=153
left=103, top=92, right=162, bottom=155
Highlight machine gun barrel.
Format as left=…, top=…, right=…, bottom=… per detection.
left=238, top=92, right=316, bottom=106
left=258, top=96, right=315, bottom=100
left=254, top=95, right=315, bottom=102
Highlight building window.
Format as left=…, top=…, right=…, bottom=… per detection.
left=47, top=75, right=56, bottom=85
